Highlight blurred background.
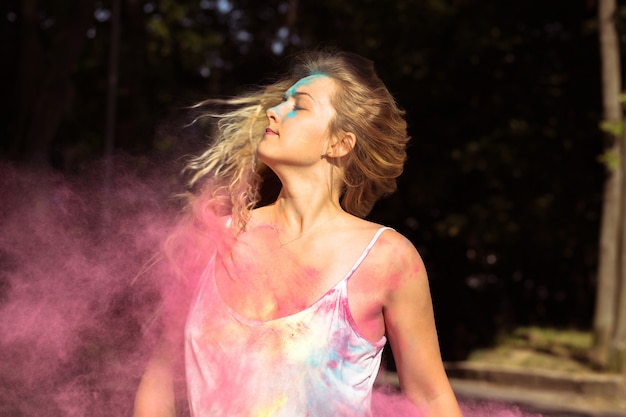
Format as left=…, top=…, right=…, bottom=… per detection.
left=1, top=0, right=624, bottom=375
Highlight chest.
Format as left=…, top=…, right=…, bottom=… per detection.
left=210, top=226, right=388, bottom=343
left=214, top=235, right=342, bottom=322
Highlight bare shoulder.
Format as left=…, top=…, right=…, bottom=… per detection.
left=363, top=226, right=428, bottom=293
left=371, top=227, right=424, bottom=268
left=338, top=216, right=421, bottom=262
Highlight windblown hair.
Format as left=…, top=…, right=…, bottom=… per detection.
left=184, top=48, right=409, bottom=229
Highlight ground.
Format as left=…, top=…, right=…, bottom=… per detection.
left=467, top=327, right=601, bottom=373
left=455, top=327, right=626, bottom=416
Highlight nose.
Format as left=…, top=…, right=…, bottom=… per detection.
left=266, top=103, right=281, bottom=122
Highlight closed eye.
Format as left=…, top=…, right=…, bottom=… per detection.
left=281, top=93, right=306, bottom=111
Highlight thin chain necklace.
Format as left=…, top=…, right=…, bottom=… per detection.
left=271, top=210, right=340, bottom=247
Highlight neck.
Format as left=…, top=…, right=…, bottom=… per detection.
left=274, top=191, right=341, bottom=227
left=270, top=184, right=343, bottom=246
left=264, top=160, right=345, bottom=239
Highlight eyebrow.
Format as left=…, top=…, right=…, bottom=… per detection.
left=294, top=91, right=314, bottom=100
left=284, top=91, right=316, bottom=102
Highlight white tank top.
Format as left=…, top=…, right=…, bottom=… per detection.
left=185, top=227, right=390, bottom=417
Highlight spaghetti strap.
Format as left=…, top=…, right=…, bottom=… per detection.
left=343, top=227, right=393, bottom=282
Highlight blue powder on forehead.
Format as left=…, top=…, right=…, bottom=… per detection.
left=286, top=73, right=329, bottom=96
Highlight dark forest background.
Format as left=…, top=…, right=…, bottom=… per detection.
left=0, top=0, right=617, bottom=361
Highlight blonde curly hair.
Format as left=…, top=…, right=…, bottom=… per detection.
left=184, top=49, right=410, bottom=230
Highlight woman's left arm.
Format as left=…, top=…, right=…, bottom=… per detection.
left=382, top=234, right=463, bottom=417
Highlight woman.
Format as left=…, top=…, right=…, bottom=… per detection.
left=134, top=49, right=462, bottom=417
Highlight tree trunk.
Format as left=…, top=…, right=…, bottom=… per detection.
left=13, top=0, right=41, bottom=157
left=284, top=0, right=298, bottom=54
left=101, top=0, right=122, bottom=236
left=14, top=1, right=93, bottom=162
left=611, top=162, right=626, bottom=376
left=105, top=0, right=121, bottom=158
left=611, top=103, right=626, bottom=375
left=592, top=0, right=624, bottom=369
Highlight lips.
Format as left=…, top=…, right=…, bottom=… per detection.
left=265, top=128, right=278, bottom=135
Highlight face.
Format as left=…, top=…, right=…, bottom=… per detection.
left=257, top=74, right=337, bottom=169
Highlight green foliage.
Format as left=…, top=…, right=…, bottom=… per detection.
left=145, top=0, right=225, bottom=70
left=599, top=119, right=624, bottom=137
left=597, top=148, right=621, bottom=171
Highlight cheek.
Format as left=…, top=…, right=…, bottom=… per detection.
left=295, top=130, right=323, bottom=146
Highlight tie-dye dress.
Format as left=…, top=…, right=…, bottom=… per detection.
left=185, top=228, right=390, bottom=417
